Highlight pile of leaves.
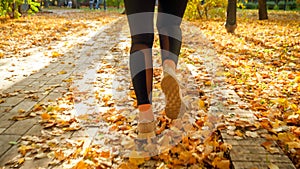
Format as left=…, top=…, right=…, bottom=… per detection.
left=190, top=10, right=300, bottom=167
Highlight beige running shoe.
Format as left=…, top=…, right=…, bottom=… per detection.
left=137, top=108, right=156, bottom=138
left=161, top=66, right=186, bottom=119
left=137, top=121, right=156, bottom=138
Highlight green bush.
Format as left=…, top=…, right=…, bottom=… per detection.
left=287, top=1, right=297, bottom=9
left=245, top=2, right=258, bottom=9
left=267, top=1, right=276, bottom=9
left=237, top=2, right=245, bottom=9
left=0, top=0, right=23, bottom=18
left=276, top=1, right=297, bottom=10
left=106, top=0, right=123, bottom=8
left=28, top=0, right=40, bottom=13
left=278, top=1, right=286, bottom=9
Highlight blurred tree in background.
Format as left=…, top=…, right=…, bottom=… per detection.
left=0, top=0, right=40, bottom=18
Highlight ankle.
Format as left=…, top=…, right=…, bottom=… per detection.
left=138, top=104, right=154, bottom=122
left=138, top=104, right=151, bottom=112
left=163, top=60, right=176, bottom=71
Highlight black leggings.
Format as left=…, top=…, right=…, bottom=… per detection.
left=124, top=0, right=188, bottom=106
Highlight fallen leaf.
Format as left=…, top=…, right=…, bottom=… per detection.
left=41, top=112, right=51, bottom=120
left=268, top=163, right=279, bottom=169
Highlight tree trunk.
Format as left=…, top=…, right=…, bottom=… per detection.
left=225, top=0, right=237, bottom=33
left=72, top=0, right=79, bottom=8
left=258, top=0, right=268, bottom=20
left=43, top=0, right=49, bottom=8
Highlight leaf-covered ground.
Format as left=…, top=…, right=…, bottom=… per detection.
left=0, top=10, right=118, bottom=58
left=0, top=10, right=120, bottom=90
left=0, top=9, right=231, bottom=169
left=1, top=9, right=299, bottom=169
left=190, top=10, right=300, bottom=168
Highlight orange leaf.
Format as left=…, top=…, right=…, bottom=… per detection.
left=72, top=160, right=88, bottom=169
left=41, top=113, right=51, bottom=120
left=100, top=151, right=110, bottom=158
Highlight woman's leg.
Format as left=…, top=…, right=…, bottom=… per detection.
left=157, top=0, right=188, bottom=119
left=124, top=0, right=156, bottom=120
left=157, top=0, right=188, bottom=68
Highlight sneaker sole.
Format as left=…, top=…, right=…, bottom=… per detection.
left=161, top=75, right=181, bottom=119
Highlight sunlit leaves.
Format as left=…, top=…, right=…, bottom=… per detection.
left=192, top=10, right=300, bottom=167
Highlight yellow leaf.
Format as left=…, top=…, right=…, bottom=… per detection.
left=286, top=142, right=300, bottom=149
left=41, top=113, right=51, bottom=120
left=268, top=163, right=279, bottom=169
left=118, top=162, right=138, bottom=169
left=261, top=141, right=273, bottom=149
left=235, top=130, right=244, bottom=137
left=0, top=52, right=4, bottom=58
left=204, top=80, right=211, bottom=86
left=18, top=109, right=25, bottom=113
left=55, top=150, right=65, bottom=161
left=100, top=151, right=110, bottom=158
left=73, top=160, right=88, bottom=169
left=129, top=151, right=145, bottom=166
left=179, top=151, right=192, bottom=162
left=294, top=76, right=300, bottom=83
left=199, top=99, right=205, bottom=108
left=212, top=157, right=230, bottom=169
left=18, top=145, right=32, bottom=156
left=58, top=70, right=67, bottom=74
left=18, top=158, right=25, bottom=165
left=290, top=104, right=298, bottom=111
left=129, top=90, right=136, bottom=99
left=51, top=51, right=62, bottom=58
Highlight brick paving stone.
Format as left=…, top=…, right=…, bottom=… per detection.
left=0, top=96, right=24, bottom=107
left=0, top=135, right=20, bottom=159
left=45, top=76, right=69, bottom=85
left=43, top=63, right=60, bottom=71
left=27, top=81, right=49, bottom=91
left=52, top=86, right=69, bottom=94
left=2, top=86, right=25, bottom=94
left=24, top=124, right=43, bottom=136
left=0, top=113, right=18, bottom=128
left=0, top=106, right=12, bottom=118
left=3, top=118, right=36, bottom=135
left=20, top=158, right=50, bottom=169
left=223, top=137, right=267, bottom=146
left=40, top=92, right=63, bottom=102
left=232, top=161, right=296, bottom=169
left=37, top=84, right=59, bottom=93
left=13, top=78, right=36, bottom=87
left=231, top=153, right=291, bottom=162
left=27, top=72, right=44, bottom=79
left=9, top=100, right=37, bottom=114
left=22, top=92, right=48, bottom=103
left=0, top=146, right=18, bottom=167
left=230, top=145, right=271, bottom=154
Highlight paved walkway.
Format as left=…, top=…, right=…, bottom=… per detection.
left=0, top=16, right=296, bottom=169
